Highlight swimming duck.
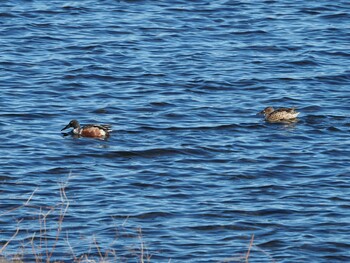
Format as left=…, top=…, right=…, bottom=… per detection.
left=61, top=119, right=112, bottom=138
left=259, top=107, right=299, bottom=122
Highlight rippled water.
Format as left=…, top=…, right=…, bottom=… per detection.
left=1, top=1, right=350, bottom=262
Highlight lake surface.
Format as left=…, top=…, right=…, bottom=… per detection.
left=1, top=1, right=350, bottom=262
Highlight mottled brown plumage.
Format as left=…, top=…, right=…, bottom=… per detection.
left=259, top=107, right=299, bottom=122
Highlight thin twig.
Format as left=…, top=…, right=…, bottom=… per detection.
left=47, top=184, right=70, bottom=261
left=252, top=243, right=277, bottom=263
left=41, top=209, right=53, bottom=261
left=138, top=228, right=151, bottom=263
left=0, top=225, right=20, bottom=254
left=93, top=235, right=104, bottom=260
left=38, top=208, right=43, bottom=263
left=30, top=232, right=40, bottom=263
left=245, top=234, right=254, bottom=263
left=0, top=188, right=38, bottom=217
left=65, top=231, right=77, bottom=262
left=138, top=228, right=144, bottom=263
left=122, top=216, right=129, bottom=228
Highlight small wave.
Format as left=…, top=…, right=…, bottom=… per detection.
left=0, top=112, right=58, bottom=119
left=321, top=13, right=350, bottom=20
left=313, top=72, right=350, bottom=84
left=139, top=123, right=241, bottom=131
left=317, top=50, right=350, bottom=57
left=130, top=211, right=175, bottom=219
left=287, top=59, right=318, bottom=66
left=231, top=29, right=267, bottom=35
left=0, top=12, right=18, bottom=18
left=186, top=224, right=245, bottom=231
left=327, top=126, right=342, bottom=132
left=63, top=73, right=120, bottom=81
left=81, top=147, right=208, bottom=159
left=149, top=101, right=175, bottom=107
left=301, top=105, right=323, bottom=111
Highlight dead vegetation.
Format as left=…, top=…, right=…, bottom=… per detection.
left=1, top=183, right=263, bottom=262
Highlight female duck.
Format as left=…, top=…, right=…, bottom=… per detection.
left=259, top=107, right=299, bottom=122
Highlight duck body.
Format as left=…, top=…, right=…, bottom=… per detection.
left=61, top=120, right=112, bottom=138
left=259, top=107, right=299, bottom=122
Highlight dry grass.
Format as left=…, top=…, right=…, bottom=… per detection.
left=1, top=184, right=270, bottom=263
left=245, top=234, right=255, bottom=262
left=0, top=183, right=151, bottom=263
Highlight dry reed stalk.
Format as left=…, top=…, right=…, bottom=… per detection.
left=93, top=236, right=103, bottom=260
left=47, top=185, right=70, bottom=261
left=139, top=228, right=144, bottom=263
left=0, top=189, right=38, bottom=217
left=65, top=232, right=78, bottom=262
left=2, top=180, right=158, bottom=263
left=0, top=226, right=21, bottom=255
left=93, top=236, right=117, bottom=263
left=245, top=234, right=254, bottom=262
left=30, top=232, right=39, bottom=263
left=137, top=228, right=151, bottom=263
left=0, top=189, right=38, bottom=256
left=28, top=183, right=69, bottom=263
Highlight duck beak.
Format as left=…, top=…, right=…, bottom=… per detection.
left=61, top=123, right=71, bottom=131
left=257, top=110, right=265, bottom=115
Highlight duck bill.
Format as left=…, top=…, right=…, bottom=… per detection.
left=61, top=124, right=71, bottom=131
left=257, top=110, right=265, bottom=115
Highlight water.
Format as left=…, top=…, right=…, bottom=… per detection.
left=1, top=1, right=350, bottom=262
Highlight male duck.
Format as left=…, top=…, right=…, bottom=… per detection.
left=259, top=107, right=299, bottom=122
left=61, top=119, right=112, bottom=138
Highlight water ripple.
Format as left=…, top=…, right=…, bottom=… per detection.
left=1, top=1, right=350, bottom=262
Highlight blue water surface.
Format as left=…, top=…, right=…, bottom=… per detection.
left=1, top=1, right=350, bottom=262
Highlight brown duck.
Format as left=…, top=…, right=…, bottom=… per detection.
left=259, top=107, right=299, bottom=122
